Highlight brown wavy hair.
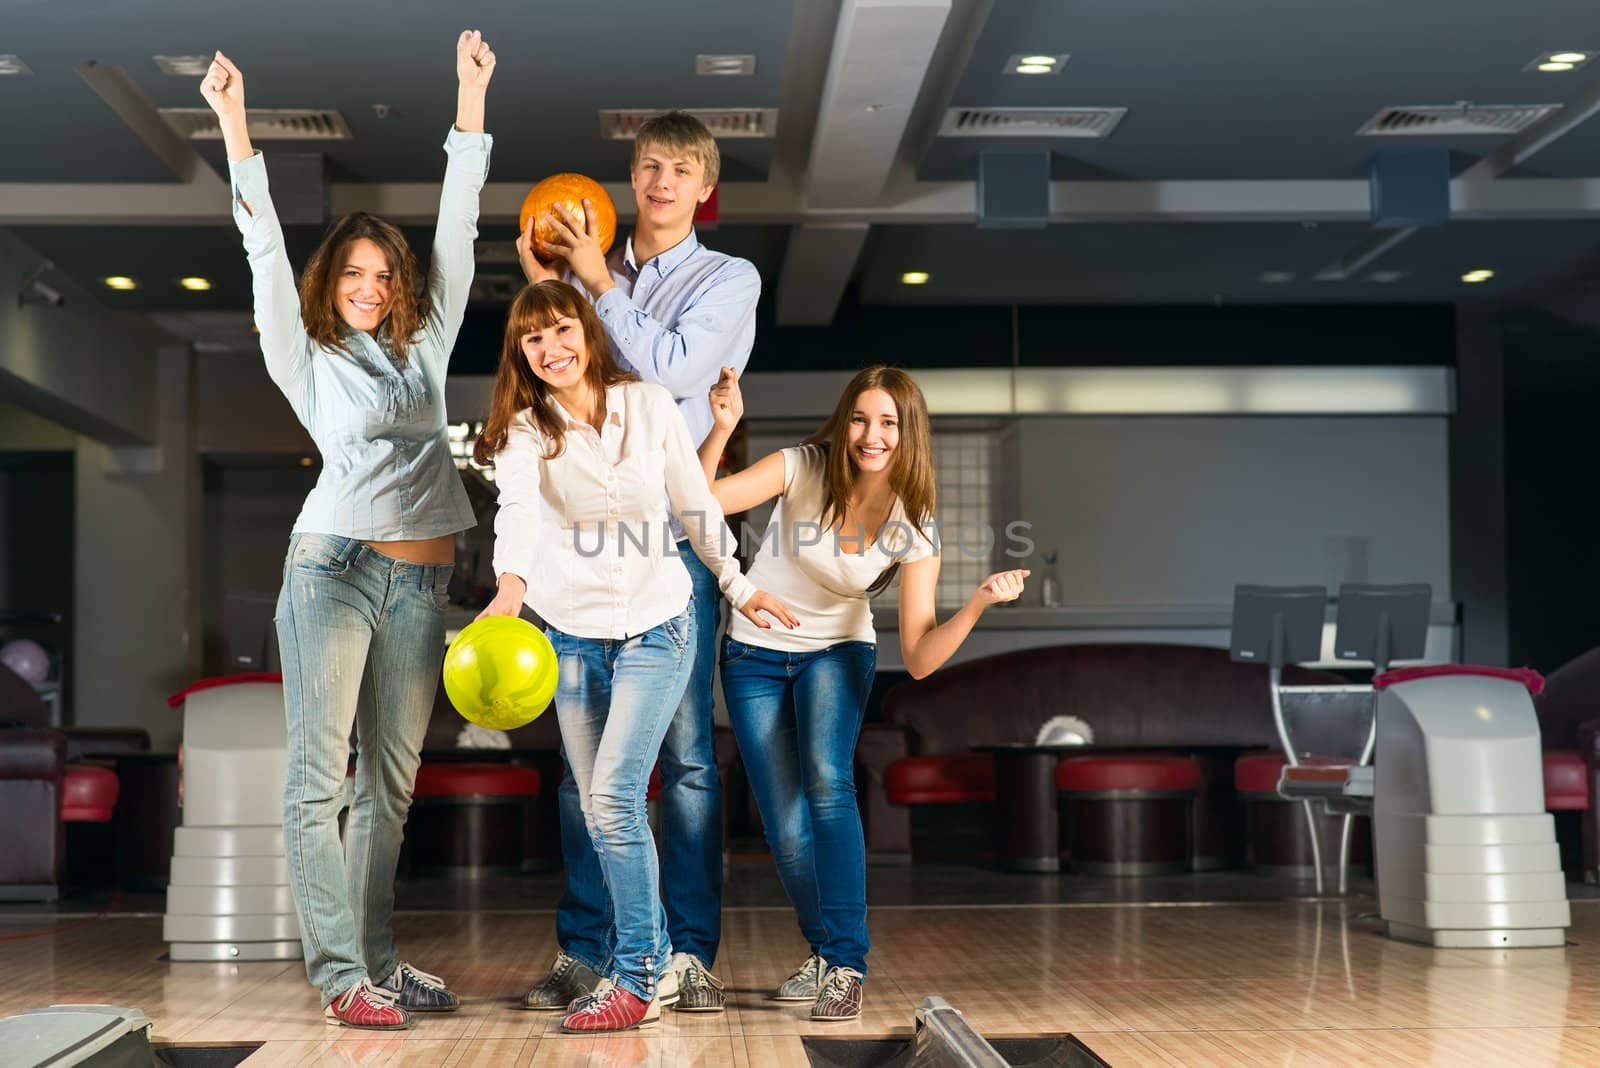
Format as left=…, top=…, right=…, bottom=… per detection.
left=299, top=212, right=427, bottom=364
left=804, top=365, right=937, bottom=594
left=473, top=281, right=638, bottom=465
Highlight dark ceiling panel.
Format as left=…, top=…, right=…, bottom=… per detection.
left=930, top=0, right=1600, bottom=181
left=1, top=0, right=790, bottom=183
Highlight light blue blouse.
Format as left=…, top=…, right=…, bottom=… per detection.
left=229, top=128, right=491, bottom=540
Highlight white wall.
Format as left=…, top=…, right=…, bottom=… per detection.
left=71, top=349, right=199, bottom=749
left=1013, top=416, right=1451, bottom=607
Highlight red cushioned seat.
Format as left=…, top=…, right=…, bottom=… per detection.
left=413, top=762, right=540, bottom=799
left=61, top=764, right=119, bottom=822
left=1234, top=751, right=1352, bottom=797
left=1057, top=755, right=1201, bottom=794
left=885, top=754, right=995, bottom=804
left=1544, top=750, right=1587, bottom=811
left=648, top=765, right=662, bottom=802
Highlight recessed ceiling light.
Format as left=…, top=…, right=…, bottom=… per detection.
left=179, top=276, right=212, bottom=291
left=901, top=271, right=930, bottom=285
left=1005, top=53, right=1069, bottom=76
left=695, top=54, right=756, bottom=76
left=153, top=54, right=212, bottom=77
left=103, top=276, right=138, bottom=291
left=1461, top=269, right=1495, bottom=283
left=1257, top=271, right=1295, bottom=284
left=1526, top=50, right=1596, bottom=73
left=0, top=55, right=32, bottom=76
left=299, top=456, right=314, bottom=467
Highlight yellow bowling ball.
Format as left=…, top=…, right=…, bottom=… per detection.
left=442, top=617, right=557, bottom=731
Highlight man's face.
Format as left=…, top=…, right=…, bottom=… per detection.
left=631, top=143, right=715, bottom=232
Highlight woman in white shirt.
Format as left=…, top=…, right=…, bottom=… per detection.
left=697, top=365, right=1027, bottom=1021
left=475, top=280, right=793, bottom=1033
left=202, top=33, right=494, bottom=1030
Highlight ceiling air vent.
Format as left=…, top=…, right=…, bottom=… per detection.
left=159, top=107, right=354, bottom=141
left=599, top=108, right=777, bottom=140
left=1357, top=103, right=1560, bottom=136
left=940, top=107, right=1126, bottom=139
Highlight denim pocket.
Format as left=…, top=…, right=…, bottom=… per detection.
left=290, top=535, right=356, bottom=577
left=430, top=568, right=453, bottom=612
left=659, top=608, right=692, bottom=654
left=720, top=637, right=751, bottom=666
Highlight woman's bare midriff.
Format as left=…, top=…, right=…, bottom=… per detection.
left=364, top=534, right=455, bottom=565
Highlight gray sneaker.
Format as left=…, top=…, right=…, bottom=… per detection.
left=810, top=966, right=864, bottom=1021
left=774, top=954, right=825, bottom=1001
left=520, top=951, right=600, bottom=1011
left=669, top=952, right=725, bottom=1013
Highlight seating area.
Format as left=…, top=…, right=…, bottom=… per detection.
left=857, top=641, right=1600, bottom=879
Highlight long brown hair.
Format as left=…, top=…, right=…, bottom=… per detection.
left=299, top=212, right=427, bottom=365
left=804, top=365, right=937, bottom=594
left=474, top=281, right=638, bottom=464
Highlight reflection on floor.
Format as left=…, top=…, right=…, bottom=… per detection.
left=4, top=862, right=1600, bottom=1066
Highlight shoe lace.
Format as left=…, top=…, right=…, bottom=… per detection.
left=820, top=967, right=861, bottom=1002
left=576, top=977, right=616, bottom=1015
left=790, top=954, right=822, bottom=984
left=545, top=952, right=576, bottom=987
left=339, top=978, right=399, bottom=1011
left=397, top=961, right=446, bottom=990
left=682, top=957, right=724, bottom=993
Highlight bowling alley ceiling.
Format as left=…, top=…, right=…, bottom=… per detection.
left=7, top=0, right=1600, bottom=340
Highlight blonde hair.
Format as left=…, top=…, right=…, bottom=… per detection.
left=631, top=111, right=721, bottom=189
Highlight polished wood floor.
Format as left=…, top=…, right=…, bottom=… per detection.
left=6, top=897, right=1600, bottom=1065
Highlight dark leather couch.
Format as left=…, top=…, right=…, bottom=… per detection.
left=856, top=643, right=1344, bottom=858
left=0, top=664, right=151, bottom=899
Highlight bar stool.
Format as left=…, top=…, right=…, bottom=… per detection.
left=1058, top=755, right=1201, bottom=875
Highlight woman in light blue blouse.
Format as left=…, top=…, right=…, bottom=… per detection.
left=201, top=33, right=495, bottom=1031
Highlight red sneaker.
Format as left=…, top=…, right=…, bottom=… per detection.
left=324, top=978, right=412, bottom=1030
left=559, top=979, right=660, bottom=1033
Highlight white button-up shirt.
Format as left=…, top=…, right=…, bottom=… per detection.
left=491, top=380, right=756, bottom=639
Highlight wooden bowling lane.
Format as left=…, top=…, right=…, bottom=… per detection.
left=7, top=901, right=1600, bottom=1065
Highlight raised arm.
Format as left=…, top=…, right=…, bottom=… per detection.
left=424, top=30, right=497, bottom=372
left=202, top=52, right=310, bottom=416
left=697, top=366, right=786, bottom=512
left=897, top=558, right=1030, bottom=679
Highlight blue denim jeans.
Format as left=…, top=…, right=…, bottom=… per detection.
left=719, top=637, right=877, bottom=975
left=556, top=544, right=723, bottom=971
left=548, top=603, right=696, bottom=1001
left=274, top=533, right=452, bottom=1005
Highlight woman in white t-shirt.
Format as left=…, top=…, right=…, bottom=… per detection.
left=475, top=280, right=794, bottom=1033
left=697, top=364, right=1028, bottom=1021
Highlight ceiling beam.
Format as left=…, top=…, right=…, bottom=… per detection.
left=1315, top=83, right=1600, bottom=279
left=770, top=0, right=956, bottom=325
left=775, top=223, right=872, bottom=325
left=75, top=61, right=222, bottom=191
left=1460, top=80, right=1600, bottom=180
left=13, top=176, right=1600, bottom=227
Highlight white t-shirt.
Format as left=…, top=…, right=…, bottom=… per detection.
left=728, top=444, right=937, bottom=653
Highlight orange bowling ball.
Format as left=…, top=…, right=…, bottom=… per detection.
left=519, top=173, right=618, bottom=266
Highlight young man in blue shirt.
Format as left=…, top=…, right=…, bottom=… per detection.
left=516, top=111, right=761, bottom=1015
